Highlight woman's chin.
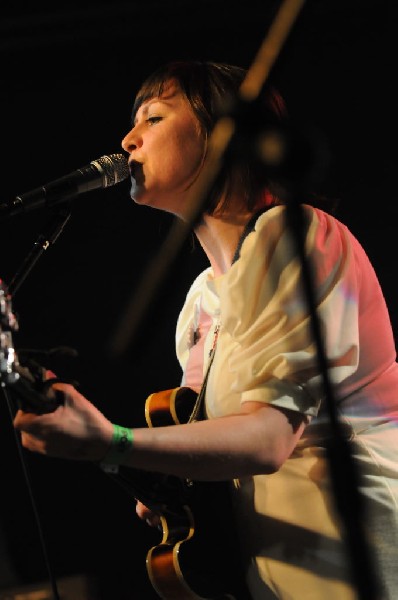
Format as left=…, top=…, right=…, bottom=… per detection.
left=130, top=185, right=149, bottom=205
left=130, top=188, right=184, bottom=217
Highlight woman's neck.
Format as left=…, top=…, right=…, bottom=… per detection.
left=194, top=209, right=257, bottom=277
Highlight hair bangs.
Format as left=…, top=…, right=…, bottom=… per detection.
left=132, top=77, right=170, bottom=122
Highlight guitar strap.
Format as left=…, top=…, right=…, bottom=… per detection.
left=188, top=322, right=219, bottom=423
left=188, top=207, right=269, bottom=423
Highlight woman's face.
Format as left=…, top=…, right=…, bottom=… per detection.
left=121, top=82, right=207, bottom=218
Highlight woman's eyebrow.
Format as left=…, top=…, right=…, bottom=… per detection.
left=133, top=98, right=176, bottom=125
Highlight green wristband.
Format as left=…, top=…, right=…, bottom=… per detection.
left=101, top=424, right=134, bottom=465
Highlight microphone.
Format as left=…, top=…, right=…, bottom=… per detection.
left=0, top=153, right=129, bottom=220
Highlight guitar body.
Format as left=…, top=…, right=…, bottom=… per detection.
left=143, top=387, right=251, bottom=600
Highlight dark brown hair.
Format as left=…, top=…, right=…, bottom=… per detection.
left=132, top=60, right=287, bottom=214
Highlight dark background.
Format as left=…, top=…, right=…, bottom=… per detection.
left=0, top=1, right=397, bottom=598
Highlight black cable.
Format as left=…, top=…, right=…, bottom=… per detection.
left=1, top=385, right=61, bottom=600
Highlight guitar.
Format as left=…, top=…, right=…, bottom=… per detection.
left=0, top=279, right=250, bottom=600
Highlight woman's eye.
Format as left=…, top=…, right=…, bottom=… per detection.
left=147, top=116, right=162, bottom=125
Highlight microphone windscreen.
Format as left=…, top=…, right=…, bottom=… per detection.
left=92, top=154, right=129, bottom=188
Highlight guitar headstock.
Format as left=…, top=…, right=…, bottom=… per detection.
left=0, top=278, right=20, bottom=385
left=0, top=277, right=65, bottom=413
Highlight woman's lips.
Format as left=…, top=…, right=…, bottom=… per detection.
left=129, top=160, right=144, bottom=183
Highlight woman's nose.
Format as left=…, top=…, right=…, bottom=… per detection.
left=121, top=125, right=141, bottom=153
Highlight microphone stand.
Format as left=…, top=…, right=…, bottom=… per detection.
left=1, top=207, right=72, bottom=600
left=110, top=0, right=382, bottom=597
left=9, top=208, right=71, bottom=296
left=279, top=182, right=382, bottom=600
